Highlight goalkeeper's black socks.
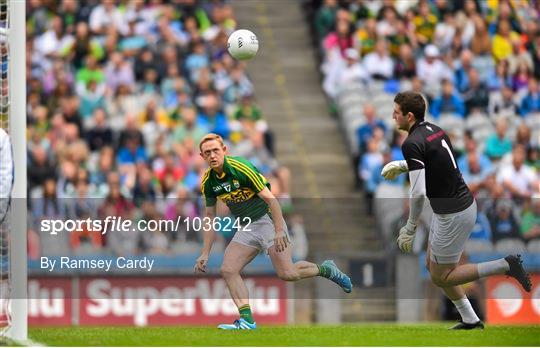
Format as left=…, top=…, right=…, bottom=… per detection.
left=239, top=304, right=255, bottom=324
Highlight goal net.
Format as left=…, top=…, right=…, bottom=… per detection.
left=0, top=0, right=26, bottom=342
left=0, top=0, right=11, bottom=336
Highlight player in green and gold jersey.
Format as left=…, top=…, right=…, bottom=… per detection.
left=194, top=134, right=352, bottom=330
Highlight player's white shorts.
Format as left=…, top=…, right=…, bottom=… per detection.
left=429, top=200, right=477, bottom=264
left=231, top=213, right=290, bottom=252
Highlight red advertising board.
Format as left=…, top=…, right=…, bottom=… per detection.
left=29, top=276, right=289, bottom=326
left=486, top=274, right=540, bottom=324
left=28, top=278, right=72, bottom=326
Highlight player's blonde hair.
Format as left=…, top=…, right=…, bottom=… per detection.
left=199, top=133, right=225, bottom=152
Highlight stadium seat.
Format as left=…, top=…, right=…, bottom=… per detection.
left=374, top=185, right=407, bottom=243
left=494, top=238, right=527, bottom=253
left=504, top=115, right=523, bottom=142
left=369, top=80, right=386, bottom=94
left=525, top=113, right=540, bottom=131
left=338, top=92, right=367, bottom=113
left=466, top=113, right=494, bottom=144
left=438, top=114, right=465, bottom=133
left=526, top=239, right=540, bottom=253
left=465, top=240, right=494, bottom=253
left=345, top=118, right=364, bottom=154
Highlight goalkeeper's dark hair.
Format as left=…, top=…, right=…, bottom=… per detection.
left=394, top=91, right=426, bottom=122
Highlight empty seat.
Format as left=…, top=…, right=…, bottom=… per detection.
left=494, top=238, right=526, bottom=253
left=465, top=240, right=494, bottom=253
left=526, top=239, right=540, bottom=253
left=439, top=114, right=465, bottom=133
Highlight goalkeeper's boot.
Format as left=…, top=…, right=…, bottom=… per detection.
left=218, top=318, right=257, bottom=330
left=449, top=321, right=484, bottom=330
left=322, top=260, right=353, bottom=293
left=505, top=254, right=532, bottom=292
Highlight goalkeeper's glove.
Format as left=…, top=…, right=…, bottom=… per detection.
left=397, top=219, right=417, bottom=253
left=381, top=160, right=408, bottom=180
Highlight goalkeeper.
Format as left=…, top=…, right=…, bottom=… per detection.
left=194, top=133, right=352, bottom=330
left=382, top=92, right=531, bottom=330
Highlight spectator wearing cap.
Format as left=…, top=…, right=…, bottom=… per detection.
left=324, top=47, right=370, bottom=100
left=341, top=47, right=370, bottom=84
left=520, top=78, right=540, bottom=116
left=362, top=39, right=394, bottom=80
left=417, top=44, right=453, bottom=98
left=429, top=79, right=466, bottom=118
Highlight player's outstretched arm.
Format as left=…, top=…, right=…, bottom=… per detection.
left=381, top=160, right=408, bottom=180
left=397, top=169, right=426, bottom=253
left=257, top=187, right=289, bottom=253
left=194, top=205, right=217, bottom=273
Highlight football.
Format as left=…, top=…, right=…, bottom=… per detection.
left=227, top=29, right=259, bottom=60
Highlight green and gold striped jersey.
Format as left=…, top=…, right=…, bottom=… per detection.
left=201, top=156, right=270, bottom=221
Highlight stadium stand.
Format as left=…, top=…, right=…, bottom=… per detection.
left=304, top=0, right=540, bottom=322
left=26, top=0, right=308, bottom=266
left=306, top=0, right=540, bottom=251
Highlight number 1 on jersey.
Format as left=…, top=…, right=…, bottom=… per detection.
left=441, top=139, right=457, bottom=169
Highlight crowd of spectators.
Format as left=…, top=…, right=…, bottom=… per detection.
left=307, top=0, right=540, bottom=249
left=26, top=0, right=307, bottom=261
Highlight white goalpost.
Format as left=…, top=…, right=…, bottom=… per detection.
left=0, top=0, right=26, bottom=342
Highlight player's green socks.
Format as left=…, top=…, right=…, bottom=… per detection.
left=317, top=264, right=332, bottom=278
left=239, top=304, right=255, bottom=324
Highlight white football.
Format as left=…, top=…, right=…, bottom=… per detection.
left=227, top=29, right=259, bottom=60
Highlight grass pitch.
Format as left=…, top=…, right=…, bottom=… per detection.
left=29, top=323, right=540, bottom=346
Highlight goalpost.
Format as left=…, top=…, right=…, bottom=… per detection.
left=0, top=0, right=26, bottom=342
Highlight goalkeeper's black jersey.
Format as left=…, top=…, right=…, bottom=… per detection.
left=402, top=121, right=474, bottom=214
